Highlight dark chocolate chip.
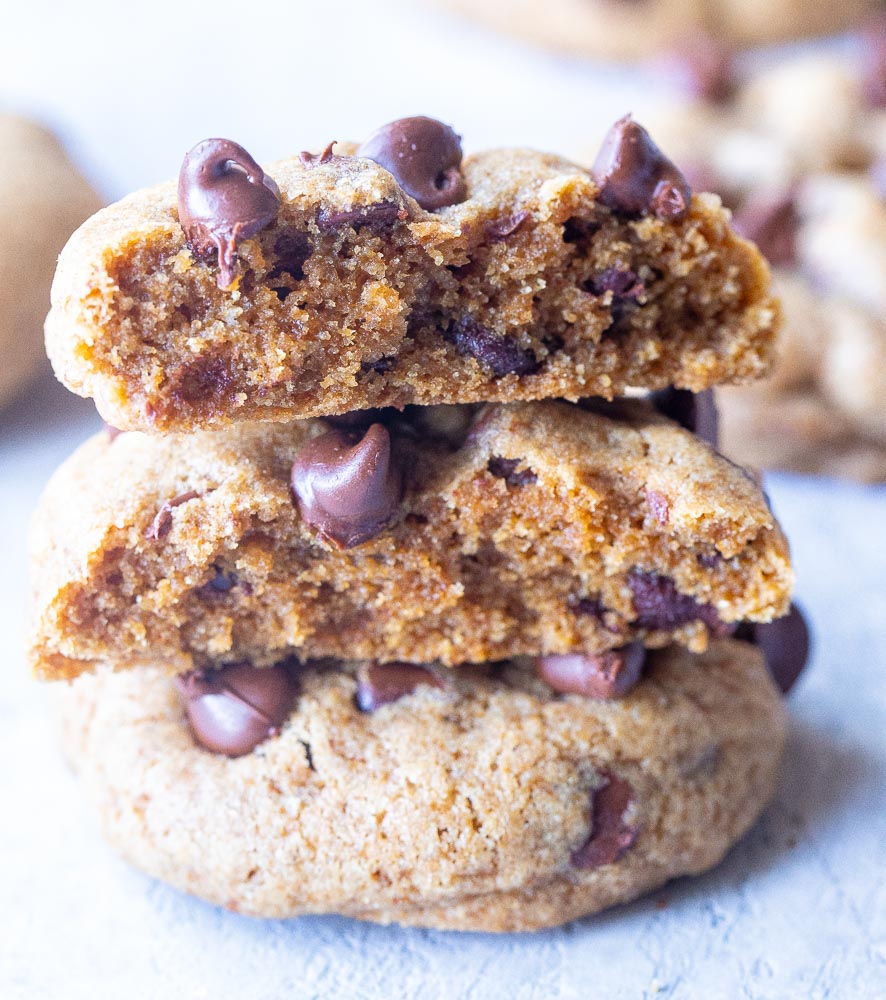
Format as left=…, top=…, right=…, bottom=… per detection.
left=355, top=662, right=445, bottom=712
left=737, top=603, right=810, bottom=694
left=655, top=34, right=735, bottom=101
left=487, top=456, right=537, bottom=486
left=645, top=489, right=670, bottom=525
left=316, top=201, right=406, bottom=232
left=628, top=570, right=729, bottom=636
left=591, top=115, right=692, bottom=222
left=357, top=116, right=467, bottom=211
left=299, top=141, right=336, bottom=167
left=732, top=188, right=798, bottom=268
left=146, top=490, right=202, bottom=541
left=178, top=138, right=280, bottom=289
left=290, top=423, right=403, bottom=549
left=648, top=387, right=719, bottom=448
left=449, top=316, right=539, bottom=378
left=176, top=662, right=297, bottom=757
left=860, top=21, right=886, bottom=108
left=485, top=211, right=530, bottom=242
left=591, top=116, right=691, bottom=222
left=536, top=643, right=645, bottom=700
left=571, top=774, right=639, bottom=869
left=268, top=230, right=312, bottom=284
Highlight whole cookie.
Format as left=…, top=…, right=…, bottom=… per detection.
left=54, top=639, right=786, bottom=931
left=437, top=0, right=878, bottom=60
left=0, top=114, right=101, bottom=409
left=644, top=46, right=886, bottom=480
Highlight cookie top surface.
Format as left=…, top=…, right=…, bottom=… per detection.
left=642, top=41, right=886, bottom=478
left=437, top=0, right=878, bottom=60
left=56, top=639, right=786, bottom=930
left=46, top=120, right=778, bottom=432
left=29, top=399, right=793, bottom=680
left=0, top=113, right=101, bottom=407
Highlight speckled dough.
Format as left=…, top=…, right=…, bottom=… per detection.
left=46, top=144, right=779, bottom=433
left=28, top=400, right=793, bottom=680
left=645, top=51, right=886, bottom=480
left=54, top=639, right=786, bottom=931
left=437, top=0, right=877, bottom=60
left=0, top=114, right=101, bottom=409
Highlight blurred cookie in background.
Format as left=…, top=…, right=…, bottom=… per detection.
left=633, top=31, right=886, bottom=481
left=436, top=0, right=879, bottom=60
left=0, top=114, right=102, bottom=411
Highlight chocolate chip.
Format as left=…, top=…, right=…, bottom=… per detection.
left=355, top=662, right=445, bottom=712
left=536, top=643, right=645, bottom=700
left=628, top=570, right=729, bottom=636
left=737, top=603, right=810, bottom=694
left=291, top=423, right=403, bottom=549
left=485, top=211, right=530, bottom=242
left=646, top=489, right=670, bottom=525
left=860, top=21, right=886, bottom=108
left=591, top=116, right=691, bottom=222
left=732, top=188, right=798, bottom=268
left=573, top=596, right=606, bottom=620
left=571, top=774, right=639, bottom=869
left=648, top=387, right=719, bottom=448
left=655, top=34, right=735, bottom=102
left=299, top=141, right=336, bottom=167
left=176, top=662, right=297, bottom=757
left=487, top=456, right=537, bottom=486
left=178, top=138, right=280, bottom=289
left=316, top=201, right=406, bottom=232
left=588, top=266, right=646, bottom=328
left=357, top=116, right=467, bottom=211
left=449, top=316, right=539, bottom=378
left=268, top=230, right=312, bottom=284
left=146, top=490, right=201, bottom=541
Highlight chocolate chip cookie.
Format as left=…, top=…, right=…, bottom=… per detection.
left=437, top=0, right=877, bottom=60
left=29, top=399, right=793, bottom=680
left=46, top=117, right=779, bottom=433
left=643, top=37, right=886, bottom=480
left=0, top=114, right=101, bottom=409
left=53, top=638, right=786, bottom=931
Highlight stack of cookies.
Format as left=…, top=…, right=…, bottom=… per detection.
left=30, top=115, right=808, bottom=932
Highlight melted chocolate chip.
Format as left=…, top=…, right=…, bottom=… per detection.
left=176, top=662, right=298, bottom=757
left=648, top=387, right=719, bottom=448
left=486, top=211, right=530, bottom=242
left=737, top=603, right=811, bottom=694
left=146, top=490, right=201, bottom=541
left=860, top=21, right=886, bottom=108
left=357, top=117, right=467, bottom=211
left=355, top=662, right=445, bottom=712
left=591, top=116, right=691, bottom=222
left=732, top=188, right=798, bottom=268
left=449, top=316, right=539, bottom=377
left=178, top=138, right=280, bottom=289
left=299, top=141, right=336, bottom=167
left=656, top=34, right=735, bottom=101
left=571, top=774, right=639, bottom=869
left=487, top=456, right=537, bottom=486
left=316, top=201, right=406, bottom=232
left=536, top=643, right=645, bottom=700
left=291, top=424, right=403, bottom=549
left=628, top=570, right=729, bottom=635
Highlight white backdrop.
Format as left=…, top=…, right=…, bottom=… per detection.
left=0, top=3, right=884, bottom=997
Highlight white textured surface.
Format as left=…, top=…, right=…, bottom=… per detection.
left=1, top=2, right=885, bottom=995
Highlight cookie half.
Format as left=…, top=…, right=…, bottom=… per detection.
left=29, top=400, right=793, bottom=679
left=55, top=639, right=785, bottom=931
left=46, top=130, right=778, bottom=432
